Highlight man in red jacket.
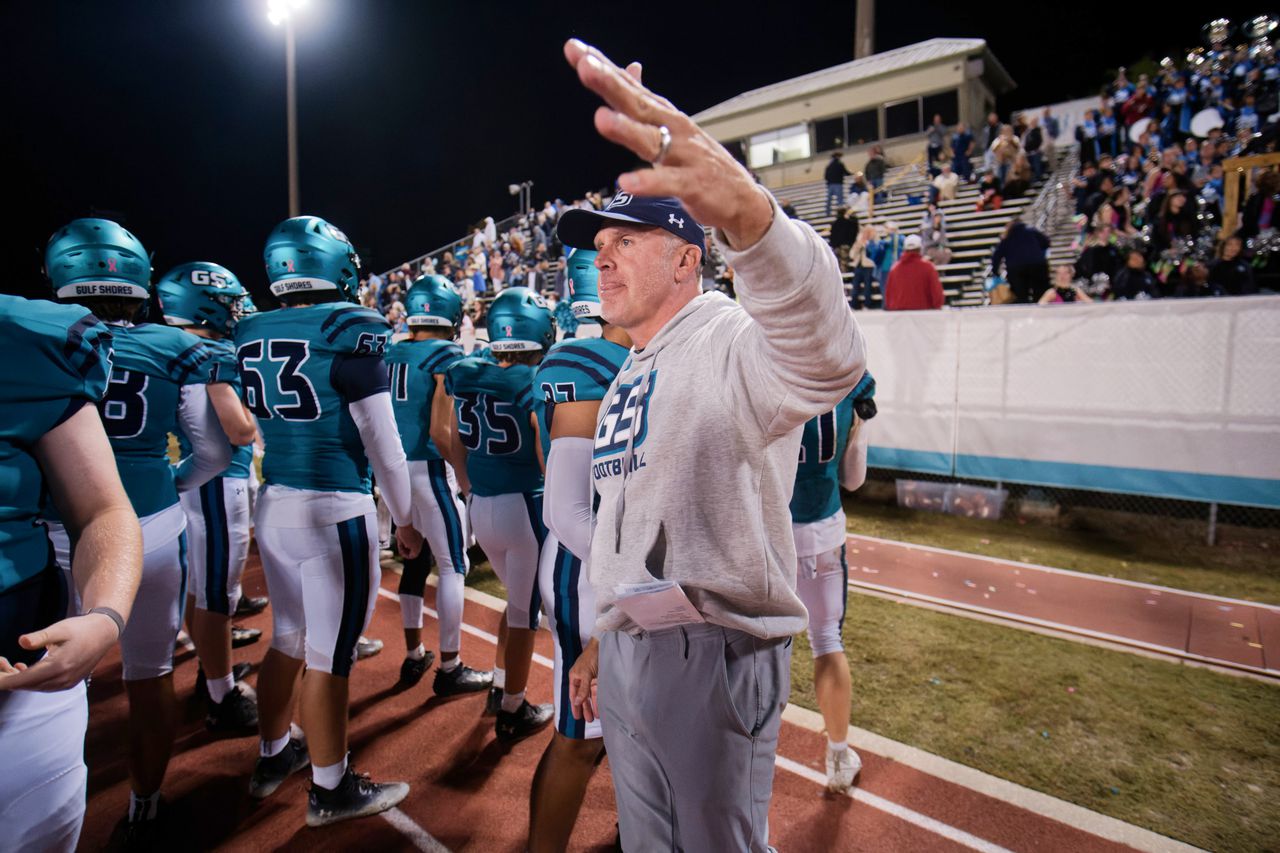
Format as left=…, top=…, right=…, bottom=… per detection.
left=883, top=235, right=944, bottom=310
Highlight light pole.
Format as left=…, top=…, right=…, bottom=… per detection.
left=508, top=181, right=534, bottom=217
left=268, top=0, right=308, bottom=217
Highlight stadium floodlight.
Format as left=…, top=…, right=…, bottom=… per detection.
left=266, top=0, right=309, bottom=216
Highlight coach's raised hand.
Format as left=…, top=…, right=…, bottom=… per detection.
left=564, top=38, right=774, bottom=251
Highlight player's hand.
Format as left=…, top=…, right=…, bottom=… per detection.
left=568, top=636, right=600, bottom=723
left=564, top=39, right=774, bottom=251
left=396, top=524, right=425, bottom=560
left=0, top=613, right=119, bottom=692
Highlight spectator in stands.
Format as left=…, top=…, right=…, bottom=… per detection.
left=824, top=152, right=851, bottom=216
left=1151, top=190, right=1199, bottom=252
left=868, top=221, right=905, bottom=284
left=921, top=208, right=951, bottom=266
left=780, top=198, right=801, bottom=219
left=865, top=145, right=888, bottom=200
left=848, top=172, right=870, bottom=215
left=1111, top=249, right=1162, bottom=300
left=883, top=235, right=944, bottom=310
left=1023, top=116, right=1045, bottom=181
left=976, top=170, right=1003, bottom=211
left=1238, top=169, right=1280, bottom=237
left=1208, top=235, right=1258, bottom=295
left=1098, top=105, right=1119, bottom=158
left=1039, top=265, right=1094, bottom=304
left=489, top=249, right=506, bottom=292
left=1077, top=110, right=1102, bottom=165
left=926, top=114, right=949, bottom=175
left=1002, top=153, right=1034, bottom=198
left=849, top=225, right=879, bottom=310
left=1041, top=107, right=1060, bottom=169
left=932, top=163, right=960, bottom=201
left=951, top=122, right=975, bottom=181
left=1074, top=224, right=1122, bottom=292
left=978, top=112, right=1001, bottom=172
left=991, top=219, right=1050, bottom=303
left=1098, top=186, right=1138, bottom=236
left=483, top=215, right=497, bottom=246
left=828, top=206, right=859, bottom=273
left=990, top=125, right=1021, bottom=188
left=1173, top=262, right=1216, bottom=298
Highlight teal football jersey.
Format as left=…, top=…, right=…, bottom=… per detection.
left=98, top=323, right=217, bottom=518
left=0, top=296, right=112, bottom=592
left=176, top=338, right=253, bottom=480
left=534, top=338, right=629, bottom=458
left=385, top=338, right=465, bottom=462
left=445, top=359, right=541, bottom=497
left=791, top=372, right=875, bottom=524
left=235, top=304, right=391, bottom=494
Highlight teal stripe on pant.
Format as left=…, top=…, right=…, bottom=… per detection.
left=331, top=517, right=371, bottom=678
left=427, top=459, right=468, bottom=574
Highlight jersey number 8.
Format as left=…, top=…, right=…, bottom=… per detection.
left=237, top=339, right=321, bottom=421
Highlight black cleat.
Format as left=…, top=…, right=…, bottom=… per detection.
left=495, top=700, right=554, bottom=744
left=194, top=662, right=252, bottom=703
left=236, top=594, right=269, bottom=617
left=306, top=766, right=409, bottom=827
left=121, top=817, right=161, bottom=852
left=398, top=651, right=435, bottom=686
left=483, top=686, right=502, bottom=717
left=232, top=626, right=262, bottom=648
left=205, top=685, right=259, bottom=732
left=249, top=737, right=310, bottom=799
left=433, top=662, right=494, bottom=697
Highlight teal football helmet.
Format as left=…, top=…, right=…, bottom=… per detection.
left=405, top=274, right=463, bottom=329
left=240, top=293, right=260, bottom=315
left=263, top=216, right=361, bottom=302
left=45, top=217, right=151, bottom=302
left=566, top=248, right=602, bottom=320
left=156, top=262, right=247, bottom=336
left=487, top=287, right=553, bottom=353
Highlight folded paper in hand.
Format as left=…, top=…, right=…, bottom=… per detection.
left=612, top=580, right=705, bottom=631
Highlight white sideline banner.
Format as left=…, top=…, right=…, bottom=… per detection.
left=855, top=296, right=1280, bottom=508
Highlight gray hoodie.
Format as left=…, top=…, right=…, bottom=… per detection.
left=589, top=201, right=866, bottom=639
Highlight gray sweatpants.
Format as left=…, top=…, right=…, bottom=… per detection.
left=599, top=622, right=792, bottom=852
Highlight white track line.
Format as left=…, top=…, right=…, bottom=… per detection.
left=374, top=585, right=1007, bottom=851
left=381, top=807, right=451, bottom=852
left=773, top=755, right=1012, bottom=853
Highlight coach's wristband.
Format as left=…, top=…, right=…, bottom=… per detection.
left=87, top=606, right=126, bottom=640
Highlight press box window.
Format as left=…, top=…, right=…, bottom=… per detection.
left=747, top=124, right=811, bottom=169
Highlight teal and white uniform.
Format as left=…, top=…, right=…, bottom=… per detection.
left=176, top=339, right=254, bottom=616
left=235, top=303, right=398, bottom=677
left=45, top=320, right=228, bottom=682
left=385, top=337, right=469, bottom=650
left=445, top=357, right=545, bottom=630
left=534, top=337, right=629, bottom=740
left=791, top=373, right=873, bottom=659
left=0, top=295, right=113, bottom=853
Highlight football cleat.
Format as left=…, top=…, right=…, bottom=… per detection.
left=249, top=737, right=310, bottom=799
left=231, top=626, right=262, bottom=648
left=356, top=636, right=383, bottom=660
left=235, top=594, right=269, bottom=617
left=433, top=663, right=494, bottom=698
left=194, top=663, right=252, bottom=703
left=205, top=685, right=259, bottom=732
left=483, top=686, right=503, bottom=717
left=495, top=700, right=554, bottom=744
left=306, top=766, right=409, bottom=827
left=398, top=650, right=436, bottom=687
left=825, top=746, right=863, bottom=794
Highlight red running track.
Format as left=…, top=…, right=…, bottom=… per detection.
left=76, top=551, right=1170, bottom=852
left=845, top=534, right=1280, bottom=677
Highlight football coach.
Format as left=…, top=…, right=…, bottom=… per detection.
left=560, top=40, right=866, bottom=851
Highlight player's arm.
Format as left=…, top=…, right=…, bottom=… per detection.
left=839, top=417, right=869, bottom=492
left=174, top=382, right=233, bottom=491
left=337, top=355, right=423, bottom=558
left=428, top=374, right=470, bottom=495
left=0, top=405, right=142, bottom=691
left=532, top=412, right=546, bottom=475
left=542, top=400, right=598, bottom=560
left=207, top=382, right=257, bottom=446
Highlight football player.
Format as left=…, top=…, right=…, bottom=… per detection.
left=156, top=262, right=261, bottom=731
left=385, top=274, right=493, bottom=695
left=43, top=218, right=233, bottom=843
left=790, top=368, right=876, bottom=793
left=236, top=216, right=422, bottom=827
left=528, top=250, right=631, bottom=852
left=0, top=294, right=142, bottom=853
left=444, top=287, right=554, bottom=743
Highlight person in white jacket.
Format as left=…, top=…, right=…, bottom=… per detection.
left=557, top=41, right=865, bottom=852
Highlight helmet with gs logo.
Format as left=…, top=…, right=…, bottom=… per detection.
left=45, top=217, right=152, bottom=302
left=565, top=248, right=602, bottom=320
left=405, top=274, right=463, bottom=329
left=156, top=262, right=247, bottom=336
left=239, top=293, right=260, bottom=316
left=486, top=287, right=553, bottom=353
left=263, top=216, right=361, bottom=302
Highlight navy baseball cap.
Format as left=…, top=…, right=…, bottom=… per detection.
left=557, top=192, right=706, bottom=256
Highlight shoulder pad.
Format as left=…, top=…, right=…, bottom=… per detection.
left=316, top=305, right=391, bottom=356
left=420, top=339, right=466, bottom=375
left=536, top=340, right=627, bottom=403
left=113, top=324, right=216, bottom=385
left=0, top=295, right=113, bottom=401
left=446, top=358, right=535, bottom=407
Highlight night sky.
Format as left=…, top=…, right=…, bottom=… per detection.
left=3, top=1, right=1272, bottom=301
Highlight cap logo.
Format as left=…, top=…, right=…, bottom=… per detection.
left=668, top=213, right=685, bottom=229
left=607, top=191, right=633, bottom=209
